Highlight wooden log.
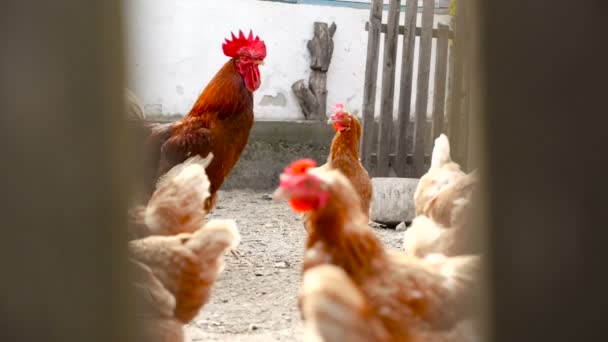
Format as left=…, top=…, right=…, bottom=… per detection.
left=412, top=0, right=435, bottom=177
left=361, top=0, right=384, bottom=173
left=309, top=70, right=328, bottom=120
left=395, top=0, right=418, bottom=177
left=432, top=23, right=450, bottom=139
left=308, top=22, right=337, bottom=72
left=376, top=0, right=402, bottom=177
left=291, top=79, right=317, bottom=119
left=292, top=21, right=337, bottom=121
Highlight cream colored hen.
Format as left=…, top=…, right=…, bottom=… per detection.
left=130, top=219, right=239, bottom=323
left=129, top=155, right=239, bottom=341
left=414, top=134, right=467, bottom=218
left=406, top=135, right=479, bottom=257
left=130, top=154, right=213, bottom=238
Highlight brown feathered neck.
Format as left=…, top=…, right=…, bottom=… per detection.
left=187, top=59, right=252, bottom=119
left=305, top=179, right=387, bottom=279
left=328, top=116, right=363, bottom=162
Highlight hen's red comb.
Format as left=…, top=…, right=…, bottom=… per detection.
left=222, top=29, right=267, bottom=59
left=332, top=103, right=345, bottom=115
left=284, top=159, right=317, bottom=175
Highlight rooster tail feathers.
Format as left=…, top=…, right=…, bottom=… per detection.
left=431, top=134, right=452, bottom=168
left=186, top=219, right=240, bottom=256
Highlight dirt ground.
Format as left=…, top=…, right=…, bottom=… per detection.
left=184, top=189, right=403, bottom=342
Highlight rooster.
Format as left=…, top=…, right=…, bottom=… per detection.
left=301, top=103, right=372, bottom=232
left=274, top=159, right=480, bottom=341
left=139, top=30, right=266, bottom=212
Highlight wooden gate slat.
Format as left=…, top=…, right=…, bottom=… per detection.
left=360, top=0, right=384, bottom=173
left=432, top=23, right=450, bottom=140
left=447, top=1, right=465, bottom=166
left=412, top=0, right=435, bottom=177
left=376, top=0, right=402, bottom=177
left=394, top=0, right=418, bottom=177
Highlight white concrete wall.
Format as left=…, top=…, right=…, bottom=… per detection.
left=125, top=0, right=450, bottom=120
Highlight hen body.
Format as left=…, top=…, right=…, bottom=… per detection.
left=129, top=156, right=240, bottom=340
left=277, top=165, right=479, bottom=341
left=324, top=113, right=372, bottom=216
left=130, top=219, right=239, bottom=323
left=414, top=134, right=467, bottom=218
left=302, top=107, right=372, bottom=232
left=406, top=134, right=479, bottom=257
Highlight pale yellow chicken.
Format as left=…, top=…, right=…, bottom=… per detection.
left=131, top=259, right=183, bottom=341
left=130, top=154, right=213, bottom=238
left=130, top=219, right=239, bottom=323
left=406, top=134, right=479, bottom=257
left=414, top=134, right=467, bottom=218
left=129, top=154, right=240, bottom=341
left=274, top=159, right=480, bottom=341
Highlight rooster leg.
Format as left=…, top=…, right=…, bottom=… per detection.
left=229, top=249, right=258, bottom=266
left=230, top=249, right=241, bottom=259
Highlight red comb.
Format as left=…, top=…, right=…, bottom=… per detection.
left=222, top=29, right=267, bottom=59
left=332, top=103, right=344, bottom=114
left=285, top=159, right=317, bottom=175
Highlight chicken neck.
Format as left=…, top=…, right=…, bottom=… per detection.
left=305, top=193, right=387, bottom=281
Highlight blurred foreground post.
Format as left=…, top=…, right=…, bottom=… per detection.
left=0, top=1, right=132, bottom=341
left=479, top=0, right=608, bottom=341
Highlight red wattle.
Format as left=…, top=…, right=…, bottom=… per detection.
left=244, top=65, right=261, bottom=92
left=289, top=198, right=317, bottom=212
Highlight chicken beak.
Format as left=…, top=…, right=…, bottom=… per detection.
left=257, top=60, right=265, bottom=66
left=327, top=118, right=335, bottom=125
left=272, top=187, right=290, bottom=202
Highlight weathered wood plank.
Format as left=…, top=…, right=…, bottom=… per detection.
left=412, top=0, right=435, bottom=177
left=0, top=0, right=131, bottom=340
left=432, top=23, right=450, bottom=139
left=394, top=0, right=418, bottom=177
left=376, top=0, right=402, bottom=177
left=370, top=153, right=431, bottom=168
left=361, top=0, right=384, bottom=173
left=457, top=1, right=472, bottom=170
left=447, top=0, right=465, bottom=165
left=365, top=22, right=455, bottom=40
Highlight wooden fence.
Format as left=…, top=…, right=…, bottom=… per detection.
left=360, top=0, right=471, bottom=178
